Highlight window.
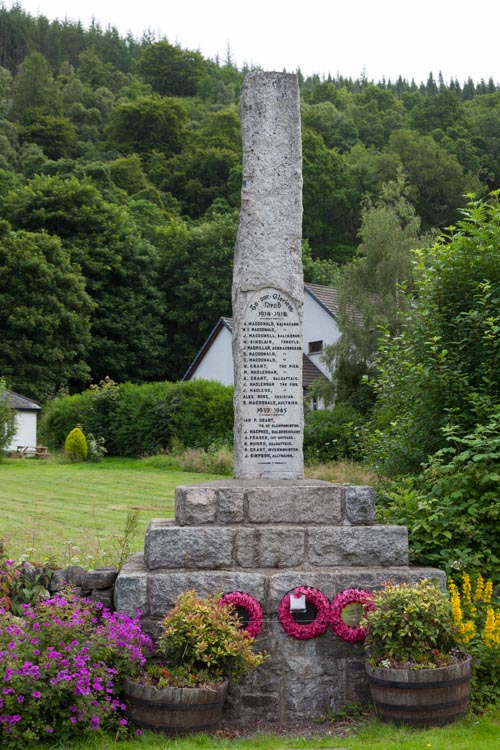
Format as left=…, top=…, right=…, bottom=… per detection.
left=308, top=340, right=323, bottom=354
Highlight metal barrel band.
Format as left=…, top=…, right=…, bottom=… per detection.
left=373, top=696, right=470, bottom=712
left=367, top=674, right=470, bottom=689
left=128, top=696, right=226, bottom=711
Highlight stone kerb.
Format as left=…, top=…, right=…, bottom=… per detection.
left=175, top=480, right=375, bottom=527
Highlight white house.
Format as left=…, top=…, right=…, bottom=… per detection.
left=183, top=283, right=342, bottom=403
left=1, top=389, right=41, bottom=452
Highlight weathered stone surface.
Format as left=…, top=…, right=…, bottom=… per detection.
left=235, top=527, right=306, bottom=568
left=307, top=526, right=409, bottom=567
left=175, top=485, right=217, bottom=525
left=218, top=487, right=245, bottom=524
left=113, top=554, right=148, bottom=617
left=51, top=565, right=87, bottom=591
left=148, top=570, right=267, bottom=616
left=144, top=520, right=234, bottom=569
left=344, top=485, right=375, bottom=525
left=91, top=588, right=114, bottom=608
left=247, top=484, right=342, bottom=524
left=82, top=566, right=118, bottom=590
left=233, top=72, right=304, bottom=480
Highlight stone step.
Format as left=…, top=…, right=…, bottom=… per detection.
left=144, top=519, right=408, bottom=571
left=175, top=480, right=375, bottom=527
left=114, top=552, right=446, bottom=622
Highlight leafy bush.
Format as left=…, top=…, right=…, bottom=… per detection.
left=39, top=390, right=95, bottom=450
left=449, top=573, right=500, bottom=708
left=363, top=579, right=460, bottom=668
left=368, top=194, right=500, bottom=475
left=0, top=380, right=16, bottom=456
left=376, top=408, right=500, bottom=579
left=157, top=590, right=266, bottom=683
left=303, top=404, right=364, bottom=462
left=64, top=426, right=88, bottom=460
left=0, top=589, right=152, bottom=747
left=41, top=379, right=233, bottom=457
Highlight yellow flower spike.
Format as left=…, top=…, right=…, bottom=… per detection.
left=461, top=573, right=472, bottom=604
left=483, top=579, right=493, bottom=604
left=483, top=607, right=496, bottom=648
left=474, top=574, right=484, bottom=601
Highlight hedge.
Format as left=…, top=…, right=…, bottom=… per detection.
left=40, top=379, right=234, bottom=456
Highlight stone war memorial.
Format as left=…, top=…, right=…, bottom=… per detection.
left=114, top=72, right=444, bottom=722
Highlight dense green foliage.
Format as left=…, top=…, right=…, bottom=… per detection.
left=369, top=196, right=500, bottom=475
left=0, top=380, right=16, bottom=454
left=303, top=404, right=364, bottom=462
left=40, top=378, right=233, bottom=456
left=2, top=5, right=500, bottom=399
left=369, top=195, right=500, bottom=579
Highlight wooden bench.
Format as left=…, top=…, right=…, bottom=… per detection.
left=16, top=445, right=50, bottom=458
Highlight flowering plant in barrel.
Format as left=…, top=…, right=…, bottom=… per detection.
left=361, top=579, right=471, bottom=726
left=153, top=590, right=266, bottom=685
left=124, top=591, right=267, bottom=734
left=362, top=579, right=465, bottom=669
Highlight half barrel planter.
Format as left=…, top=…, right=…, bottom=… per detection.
left=123, top=678, right=228, bottom=734
left=366, top=657, right=471, bottom=727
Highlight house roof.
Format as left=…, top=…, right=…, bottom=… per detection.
left=304, top=283, right=341, bottom=318
left=183, top=315, right=327, bottom=388
left=305, top=282, right=364, bottom=325
left=0, top=389, right=41, bottom=411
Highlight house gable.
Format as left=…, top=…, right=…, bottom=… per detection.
left=184, top=284, right=339, bottom=391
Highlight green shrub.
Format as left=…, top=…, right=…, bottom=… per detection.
left=64, top=426, right=88, bottom=460
left=0, top=380, right=16, bottom=456
left=304, top=404, right=364, bottom=462
left=376, top=407, right=500, bottom=579
left=39, top=391, right=94, bottom=449
left=41, top=379, right=234, bottom=457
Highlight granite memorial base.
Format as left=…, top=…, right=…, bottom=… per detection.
left=114, top=480, right=445, bottom=722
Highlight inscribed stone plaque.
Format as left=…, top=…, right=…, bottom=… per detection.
left=239, top=287, right=303, bottom=477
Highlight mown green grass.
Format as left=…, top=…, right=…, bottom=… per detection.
left=0, top=456, right=225, bottom=566
left=45, top=710, right=500, bottom=749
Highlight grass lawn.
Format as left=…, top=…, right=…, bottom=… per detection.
left=46, top=710, right=500, bottom=749
left=0, top=456, right=226, bottom=566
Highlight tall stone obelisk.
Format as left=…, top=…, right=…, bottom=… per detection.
left=233, top=72, right=304, bottom=480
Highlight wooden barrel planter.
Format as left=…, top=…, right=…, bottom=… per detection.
left=123, top=678, right=228, bottom=734
left=366, top=658, right=471, bottom=727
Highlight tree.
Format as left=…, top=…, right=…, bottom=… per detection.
left=2, top=175, right=167, bottom=384
left=0, top=378, right=16, bottom=454
left=158, top=210, right=238, bottom=379
left=137, top=40, right=207, bottom=97
left=388, top=128, right=477, bottom=229
left=313, top=176, right=424, bottom=410
left=368, top=193, right=500, bottom=475
left=9, top=51, right=60, bottom=123
left=0, top=226, right=92, bottom=401
left=105, top=95, right=187, bottom=155
left=20, top=114, right=77, bottom=160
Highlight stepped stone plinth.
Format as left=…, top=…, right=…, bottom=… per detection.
left=114, top=480, right=445, bottom=721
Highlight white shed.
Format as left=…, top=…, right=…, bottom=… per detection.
left=1, top=389, right=41, bottom=452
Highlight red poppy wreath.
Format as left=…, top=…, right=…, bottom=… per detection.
left=330, top=587, right=374, bottom=643
left=277, top=586, right=330, bottom=640
left=218, top=591, right=264, bottom=638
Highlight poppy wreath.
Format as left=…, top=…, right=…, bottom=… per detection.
left=330, top=587, right=374, bottom=643
left=218, top=591, right=264, bottom=638
left=277, top=586, right=330, bottom=640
